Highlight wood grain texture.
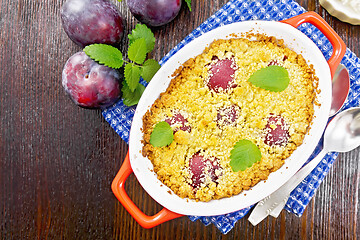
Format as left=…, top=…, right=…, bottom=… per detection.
left=0, top=0, right=359, bottom=239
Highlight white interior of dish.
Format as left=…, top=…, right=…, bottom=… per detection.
left=128, top=21, right=332, bottom=216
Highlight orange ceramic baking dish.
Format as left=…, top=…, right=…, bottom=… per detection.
left=112, top=12, right=345, bottom=228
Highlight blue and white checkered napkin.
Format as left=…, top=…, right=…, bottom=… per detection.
left=104, top=0, right=360, bottom=234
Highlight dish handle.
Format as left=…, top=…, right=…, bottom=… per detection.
left=281, top=11, right=346, bottom=78
left=111, top=151, right=183, bottom=228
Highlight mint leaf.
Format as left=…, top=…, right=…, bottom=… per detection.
left=248, top=65, right=289, bottom=92
left=128, top=24, right=155, bottom=53
left=230, top=139, right=262, bottom=172
left=141, top=59, right=161, bottom=82
left=185, top=0, right=192, bottom=11
left=124, top=63, right=141, bottom=92
left=122, top=81, right=145, bottom=106
left=83, top=44, right=123, bottom=69
left=150, top=121, right=174, bottom=147
left=128, top=38, right=147, bottom=64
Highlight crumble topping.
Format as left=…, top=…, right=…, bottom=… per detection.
left=142, top=35, right=317, bottom=202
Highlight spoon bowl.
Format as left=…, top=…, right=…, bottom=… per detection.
left=325, top=107, right=360, bottom=152
left=330, top=64, right=350, bottom=116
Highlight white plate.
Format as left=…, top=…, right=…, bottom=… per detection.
left=128, top=20, right=331, bottom=216
left=320, top=0, right=360, bottom=25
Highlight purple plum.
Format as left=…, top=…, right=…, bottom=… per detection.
left=189, top=153, right=221, bottom=189
left=263, top=114, right=290, bottom=146
left=62, top=51, right=121, bottom=108
left=165, top=112, right=191, bottom=133
left=126, top=0, right=181, bottom=27
left=207, top=58, right=237, bottom=93
left=61, top=0, right=124, bottom=47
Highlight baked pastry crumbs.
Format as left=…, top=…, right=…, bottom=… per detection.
left=142, top=35, right=317, bottom=202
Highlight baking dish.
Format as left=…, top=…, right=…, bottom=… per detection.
left=111, top=12, right=345, bottom=228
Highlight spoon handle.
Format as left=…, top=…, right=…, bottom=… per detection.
left=283, top=148, right=328, bottom=192
left=248, top=149, right=328, bottom=225
left=269, top=148, right=329, bottom=218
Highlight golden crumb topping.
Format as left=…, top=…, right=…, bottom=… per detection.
left=142, top=35, right=317, bottom=202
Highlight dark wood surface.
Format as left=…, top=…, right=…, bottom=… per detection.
left=1, top=0, right=359, bottom=239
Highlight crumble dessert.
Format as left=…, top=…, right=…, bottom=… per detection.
left=142, top=35, right=317, bottom=202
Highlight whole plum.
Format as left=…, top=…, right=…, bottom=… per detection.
left=126, top=0, right=181, bottom=27
left=61, top=0, right=124, bottom=47
left=62, top=51, right=121, bottom=108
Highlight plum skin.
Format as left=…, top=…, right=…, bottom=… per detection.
left=207, top=58, right=237, bottom=93
left=164, top=112, right=191, bottom=133
left=189, top=153, right=220, bottom=189
left=62, top=51, right=121, bottom=109
left=126, top=0, right=181, bottom=27
left=217, top=105, right=240, bottom=126
left=264, top=114, right=290, bottom=146
left=61, top=0, right=124, bottom=47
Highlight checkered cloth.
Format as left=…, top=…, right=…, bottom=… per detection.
left=103, top=0, right=360, bottom=234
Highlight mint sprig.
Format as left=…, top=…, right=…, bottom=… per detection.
left=124, top=63, right=142, bottom=92
left=83, top=24, right=160, bottom=107
left=128, top=24, right=155, bottom=53
left=141, top=59, right=161, bottom=82
left=185, top=0, right=192, bottom=11
left=84, top=44, right=123, bottom=69
left=122, top=81, right=145, bottom=106
left=248, top=65, right=290, bottom=92
left=230, top=139, right=262, bottom=172
left=128, top=38, right=147, bottom=64
left=150, top=121, right=174, bottom=147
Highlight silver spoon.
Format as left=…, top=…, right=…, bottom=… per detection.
left=249, top=107, right=360, bottom=226
left=264, top=64, right=350, bottom=217
left=265, top=64, right=349, bottom=217
left=249, top=65, right=350, bottom=224
left=330, top=64, right=350, bottom=116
